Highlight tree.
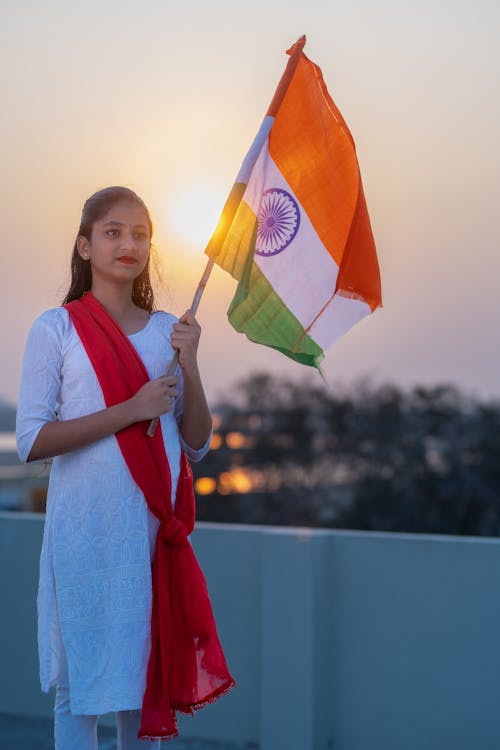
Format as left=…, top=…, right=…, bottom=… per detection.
left=193, top=373, right=500, bottom=536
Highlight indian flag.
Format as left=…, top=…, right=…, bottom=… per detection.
left=206, top=35, right=382, bottom=368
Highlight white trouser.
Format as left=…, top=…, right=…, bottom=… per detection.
left=54, top=649, right=160, bottom=749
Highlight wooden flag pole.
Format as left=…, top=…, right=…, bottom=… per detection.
left=147, top=257, right=215, bottom=437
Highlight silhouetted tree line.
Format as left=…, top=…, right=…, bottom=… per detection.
left=194, top=373, right=500, bottom=536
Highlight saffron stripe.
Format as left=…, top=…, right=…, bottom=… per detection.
left=269, top=55, right=359, bottom=269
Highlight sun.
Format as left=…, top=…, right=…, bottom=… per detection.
left=169, top=184, right=227, bottom=249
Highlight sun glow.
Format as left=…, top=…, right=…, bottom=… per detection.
left=169, top=184, right=227, bottom=249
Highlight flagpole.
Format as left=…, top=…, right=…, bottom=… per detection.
left=147, top=257, right=215, bottom=437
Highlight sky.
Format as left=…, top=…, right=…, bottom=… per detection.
left=1, top=0, right=499, bottom=408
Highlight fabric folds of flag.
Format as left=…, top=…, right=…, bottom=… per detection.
left=206, top=35, right=381, bottom=368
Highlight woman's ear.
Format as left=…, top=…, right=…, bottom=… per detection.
left=76, top=236, right=90, bottom=260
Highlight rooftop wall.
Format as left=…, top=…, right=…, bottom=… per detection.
left=1, top=512, right=499, bottom=750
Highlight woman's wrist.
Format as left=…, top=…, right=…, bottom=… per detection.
left=179, top=358, right=201, bottom=381
left=123, top=394, right=141, bottom=425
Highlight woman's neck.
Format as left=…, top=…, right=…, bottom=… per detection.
left=90, top=282, right=135, bottom=318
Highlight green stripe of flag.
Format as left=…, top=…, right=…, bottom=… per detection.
left=208, top=192, right=324, bottom=367
left=226, top=204, right=324, bottom=368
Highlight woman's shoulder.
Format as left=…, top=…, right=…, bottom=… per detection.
left=27, top=307, right=72, bottom=344
left=150, top=310, right=179, bottom=328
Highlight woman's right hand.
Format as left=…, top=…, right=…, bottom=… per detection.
left=128, top=376, right=179, bottom=422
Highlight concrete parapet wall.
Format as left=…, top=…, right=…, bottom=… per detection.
left=1, top=512, right=499, bottom=750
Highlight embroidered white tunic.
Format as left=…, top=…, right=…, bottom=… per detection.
left=16, top=307, right=209, bottom=715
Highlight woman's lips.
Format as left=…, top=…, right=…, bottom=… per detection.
left=117, top=256, right=137, bottom=264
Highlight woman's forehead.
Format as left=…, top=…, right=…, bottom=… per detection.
left=98, top=201, right=149, bottom=228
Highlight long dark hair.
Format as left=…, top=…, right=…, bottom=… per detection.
left=63, top=186, right=155, bottom=311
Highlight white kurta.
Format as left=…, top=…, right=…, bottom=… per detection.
left=16, top=307, right=209, bottom=715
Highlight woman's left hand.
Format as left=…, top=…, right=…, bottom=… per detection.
left=170, top=310, right=201, bottom=372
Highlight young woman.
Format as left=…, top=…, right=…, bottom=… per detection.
left=16, top=186, right=234, bottom=749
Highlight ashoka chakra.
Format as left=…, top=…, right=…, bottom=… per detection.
left=255, top=188, right=300, bottom=257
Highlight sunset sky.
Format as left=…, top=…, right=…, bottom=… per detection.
left=2, top=0, right=499, bottom=407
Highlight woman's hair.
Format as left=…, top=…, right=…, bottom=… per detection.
left=63, top=186, right=155, bottom=311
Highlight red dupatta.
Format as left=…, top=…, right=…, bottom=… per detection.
left=64, top=292, right=235, bottom=741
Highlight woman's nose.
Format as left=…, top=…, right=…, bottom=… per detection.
left=119, top=231, right=136, bottom=250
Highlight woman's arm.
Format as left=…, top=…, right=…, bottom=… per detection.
left=28, top=375, right=179, bottom=462
left=171, top=311, right=212, bottom=450
left=179, top=366, right=212, bottom=450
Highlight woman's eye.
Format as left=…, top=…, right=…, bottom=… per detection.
left=106, top=229, right=119, bottom=237
left=135, top=232, right=147, bottom=241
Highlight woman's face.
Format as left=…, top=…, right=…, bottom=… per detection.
left=77, top=201, right=151, bottom=288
